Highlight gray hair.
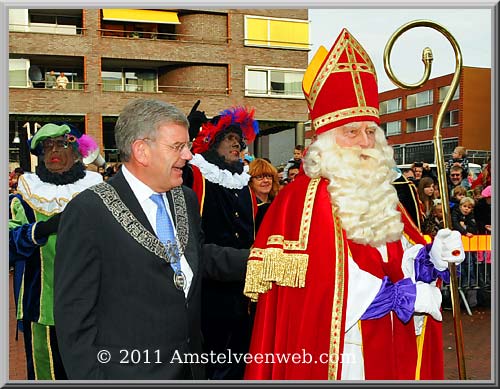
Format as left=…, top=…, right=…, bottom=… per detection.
left=115, top=99, right=188, bottom=161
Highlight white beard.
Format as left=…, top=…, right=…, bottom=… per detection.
left=303, top=128, right=404, bottom=247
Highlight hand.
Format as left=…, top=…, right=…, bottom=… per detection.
left=429, top=228, right=465, bottom=271
left=187, top=100, right=209, bottom=141
left=34, top=213, right=62, bottom=240
left=414, top=282, right=442, bottom=321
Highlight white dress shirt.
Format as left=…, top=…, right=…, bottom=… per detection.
left=122, top=165, right=193, bottom=297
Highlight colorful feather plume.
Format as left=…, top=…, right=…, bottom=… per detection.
left=75, top=134, right=98, bottom=158
left=192, top=106, right=259, bottom=154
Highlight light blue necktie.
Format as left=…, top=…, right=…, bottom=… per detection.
left=150, top=193, right=182, bottom=274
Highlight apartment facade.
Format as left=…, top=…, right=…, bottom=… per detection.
left=379, top=66, right=491, bottom=165
left=8, top=8, right=310, bottom=171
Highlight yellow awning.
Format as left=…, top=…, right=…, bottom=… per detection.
left=102, top=9, right=180, bottom=24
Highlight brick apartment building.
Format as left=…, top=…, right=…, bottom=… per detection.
left=8, top=8, right=310, bottom=171
left=379, top=66, right=491, bottom=165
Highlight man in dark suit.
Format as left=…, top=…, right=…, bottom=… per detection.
left=54, top=99, right=248, bottom=380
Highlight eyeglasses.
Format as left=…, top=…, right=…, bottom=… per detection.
left=450, top=174, right=462, bottom=177
left=253, top=174, right=273, bottom=181
left=141, top=138, right=192, bottom=153
left=42, top=139, right=69, bottom=150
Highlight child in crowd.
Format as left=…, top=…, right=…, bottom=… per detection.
left=452, top=196, right=477, bottom=237
left=471, top=187, right=483, bottom=203
left=450, top=185, right=467, bottom=209
left=451, top=196, right=478, bottom=302
left=283, top=145, right=304, bottom=180
left=422, top=199, right=444, bottom=238
left=446, top=146, right=470, bottom=187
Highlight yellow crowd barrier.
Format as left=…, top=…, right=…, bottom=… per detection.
left=423, top=234, right=491, bottom=252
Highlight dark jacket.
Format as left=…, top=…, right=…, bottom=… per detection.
left=451, top=206, right=478, bottom=235
left=54, top=170, right=247, bottom=380
left=474, top=198, right=491, bottom=234
left=392, top=175, right=422, bottom=230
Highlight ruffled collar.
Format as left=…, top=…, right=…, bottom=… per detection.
left=189, top=153, right=250, bottom=189
left=17, top=171, right=103, bottom=216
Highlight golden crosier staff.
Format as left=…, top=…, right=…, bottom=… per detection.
left=384, top=20, right=466, bottom=380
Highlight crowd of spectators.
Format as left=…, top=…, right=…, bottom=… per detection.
left=394, top=148, right=491, bottom=309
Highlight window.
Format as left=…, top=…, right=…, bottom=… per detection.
left=438, top=85, right=460, bottom=102
left=102, top=71, right=123, bottom=91
left=406, top=115, right=433, bottom=133
left=379, top=97, right=402, bottom=115
left=247, top=69, right=267, bottom=95
left=246, top=67, right=304, bottom=98
left=102, top=69, right=157, bottom=92
left=381, top=121, right=401, bottom=136
left=406, top=90, right=433, bottom=109
left=406, top=118, right=416, bottom=133
left=416, top=115, right=433, bottom=131
left=9, top=58, right=30, bottom=88
left=244, top=15, right=309, bottom=50
left=443, top=110, right=459, bottom=127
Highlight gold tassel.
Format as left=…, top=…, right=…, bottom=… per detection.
left=243, top=248, right=309, bottom=301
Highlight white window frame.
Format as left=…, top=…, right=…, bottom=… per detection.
left=9, top=58, right=30, bottom=88
left=407, top=89, right=433, bottom=109
left=416, top=114, right=433, bottom=132
left=438, top=85, right=460, bottom=102
left=385, top=120, right=402, bottom=136
left=102, top=69, right=158, bottom=92
left=245, top=66, right=305, bottom=99
left=443, top=110, right=459, bottom=127
left=379, top=97, right=402, bottom=115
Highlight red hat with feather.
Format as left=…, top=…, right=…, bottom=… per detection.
left=191, top=106, right=259, bottom=154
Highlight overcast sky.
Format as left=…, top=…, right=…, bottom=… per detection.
left=309, top=8, right=492, bottom=92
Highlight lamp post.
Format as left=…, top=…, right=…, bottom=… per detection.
left=13, top=128, right=21, bottom=144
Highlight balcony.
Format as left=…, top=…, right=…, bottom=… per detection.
left=9, top=55, right=85, bottom=91
left=9, top=9, right=85, bottom=36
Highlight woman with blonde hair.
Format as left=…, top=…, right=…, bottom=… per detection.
left=248, top=158, right=279, bottom=203
left=248, top=158, right=279, bottom=231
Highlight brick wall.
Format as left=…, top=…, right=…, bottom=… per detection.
left=9, top=9, right=309, bottom=153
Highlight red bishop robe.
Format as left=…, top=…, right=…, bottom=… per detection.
left=244, top=174, right=443, bottom=380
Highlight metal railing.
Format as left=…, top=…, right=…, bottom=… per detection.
left=98, top=82, right=229, bottom=96
left=9, top=80, right=86, bottom=90
left=9, top=23, right=86, bottom=36
left=433, top=235, right=492, bottom=316
left=98, top=28, right=229, bottom=44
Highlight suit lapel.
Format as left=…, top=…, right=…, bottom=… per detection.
left=108, top=170, right=155, bottom=235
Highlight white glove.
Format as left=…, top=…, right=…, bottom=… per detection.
left=429, top=228, right=465, bottom=271
left=414, top=282, right=442, bottom=321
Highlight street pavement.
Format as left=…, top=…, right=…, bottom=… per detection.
left=7, top=272, right=492, bottom=381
